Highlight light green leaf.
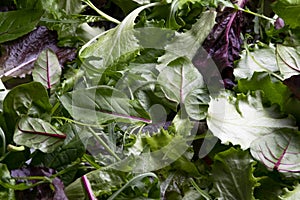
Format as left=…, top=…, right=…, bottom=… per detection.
left=212, top=148, right=257, bottom=200
left=272, top=0, right=300, bottom=28
left=250, top=129, right=300, bottom=175
left=32, top=49, right=62, bottom=91
left=207, top=91, right=296, bottom=149
left=157, top=57, right=205, bottom=104
left=158, top=10, right=216, bottom=68
left=184, top=88, right=209, bottom=120
left=280, top=183, right=300, bottom=200
left=276, top=44, right=300, bottom=79
left=0, top=9, right=43, bottom=43
left=80, top=3, right=160, bottom=78
left=14, top=117, right=66, bottom=153
left=234, top=46, right=279, bottom=80
left=60, top=86, right=151, bottom=124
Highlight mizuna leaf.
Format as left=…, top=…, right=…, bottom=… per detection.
left=207, top=91, right=296, bottom=150
left=79, top=3, right=160, bottom=78
left=60, top=86, right=151, bottom=124
left=212, top=148, right=257, bottom=200
left=14, top=117, right=66, bottom=153
left=276, top=44, right=300, bottom=80
left=0, top=9, right=43, bottom=43
left=250, top=129, right=300, bottom=175
left=32, top=49, right=62, bottom=90
left=157, top=57, right=205, bottom=104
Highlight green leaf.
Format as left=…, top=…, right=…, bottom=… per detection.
left=250, top=129, right=300, bottom=175
left=32, top=49, right=62, bottom=91
left=0, top=9, right=43, bottom=43
left=272, top=0, right=300, bottom=28
left=280, top=183, right=300, bottom=200
left=207, top=91, right=296, bottom=150
left=14, top=117, right=65, bottom=153
left=80, top=3, right=160, bottom=78
left=212, top=148, right=257, bottom=200
left=234, top=46, right=279, bottom=80
left=3, top=82, right=52, bottom=142
left=60, top=86, right=151, bottom=124
left=184, top=88, right=209, bottom=120
left=237, top=72, right=291, bottom=110
left=65, top=168, right=128, bottom=199
left=158, top=10, right=216, bottom=68
left=0, top=164, right=15, bottom=200
left=157, top=57, right=205, bottom=104
left=276, top=44, right=300, bottom=79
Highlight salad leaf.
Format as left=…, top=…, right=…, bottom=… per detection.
left=272, top=0, right=300, bottom=28
left=0, top=9, right=43, bottom=43
left=280, top=183, right=300, bottom=199
left=14, top=117, right=66, bottom=153
left=250, top=129, right=300, bottom=175
left=60, top=86, right=151, bottom=124
left=0, top=164, right=15, bottom=200
left=212, top=148, right=257, bottom=200
left=207, top=91, right=296, bottom=149
left=234, top=46, right=278, bottom=80
left=32, top=49, right=62, bottom=91
left=276, top=44, right=300, bottom=80
left=157, top=57, right=205, bottom=104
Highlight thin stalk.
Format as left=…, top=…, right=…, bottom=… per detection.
left=190, top=178, right=212, bottom=200
left=88, top=127, right=121, bottom=161
left=236, top=6, right=275, bottom=22
left=107, top=172, right=158, bottom=200
left=52, top=116, right=103, bottom=128
left=81, top=0, right=121, bottom=24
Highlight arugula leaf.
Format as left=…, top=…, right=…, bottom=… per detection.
left=212, top=148, right=257, bottom=200
left=272, top=0, right=300, bottom=28
left=14, top=117, right=66, bottom=153
left=0, top=9, right=43, bottom=43
left=207, top=91, right=296, bottom=149
left=250, top=129, right=300, bottom=175
left=32, top=49, right=62, bottom=91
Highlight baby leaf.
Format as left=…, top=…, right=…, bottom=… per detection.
left=207, top=91, right=296, bottom=150
left=32, top=49, right=62, bottom=91
left=251, top=129, right=300, bottom=175
left=0, top=9, right=43, bottom=43
left=14, top=117, right=66, bottom=153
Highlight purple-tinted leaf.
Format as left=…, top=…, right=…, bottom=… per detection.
left=199, top=0, right=250, bottom=87
left=283, top=75, right=300, bottom=100
left=32, top=49, right=62, bottom=90
left=250, top=129, right=300, bottom=175
left=0, top=26, right=76, bottom=78
left=11, top=167, right=67, bottom=200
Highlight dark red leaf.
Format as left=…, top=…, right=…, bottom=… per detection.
left=283, top=75, right=300, bottom=100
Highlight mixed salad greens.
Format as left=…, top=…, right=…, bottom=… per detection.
left=0, top=0, right=300, bottom=199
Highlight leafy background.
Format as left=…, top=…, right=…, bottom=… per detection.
left=0, top=0, right=300, bottom=199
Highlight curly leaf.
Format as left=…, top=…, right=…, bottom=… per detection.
left=14, top=117, right=66, bottom=153
left=250, top=129, right=300, bottom=175
left=207, top=91, right=296, bottom=149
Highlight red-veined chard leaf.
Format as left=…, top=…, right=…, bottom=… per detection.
left=32, top=49, right=62, bottom=90
left=3, top=82, right=52, bottom=143
left=60, top=86, right=151, bottom=124
left=0, top=9, right=43, bottom=43
left=207, top=91, right=296, bottom=150
left=14, top=117, right=66, bottom=153
left=212, top=148, right=258, bottom=200
left=276, top=44, right=300, bottom=80
left=250, top=129, right=300, bottom=175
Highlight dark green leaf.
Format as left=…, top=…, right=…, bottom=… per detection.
left=272, top=0, right=300, bottom=28
left=0, top=9, right=43, bottom=43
